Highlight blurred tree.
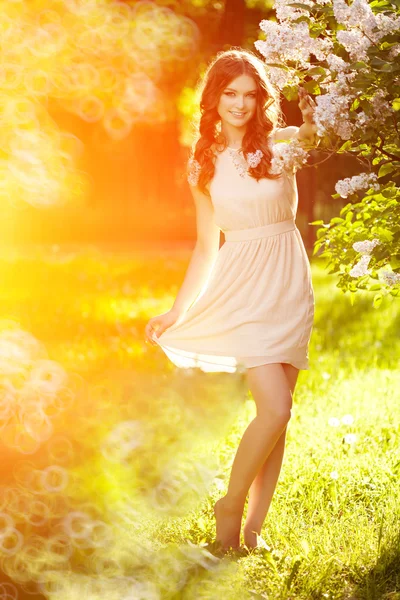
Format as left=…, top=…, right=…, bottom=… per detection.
left=217, top=0, right=245, bottom=48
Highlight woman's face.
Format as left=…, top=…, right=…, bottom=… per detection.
left=217, top=74, right=258, bottom=128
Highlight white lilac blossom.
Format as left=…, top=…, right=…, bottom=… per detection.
left=350, top=254, right=372, bottom=277
left=335, top=173, right=380, bottom=198
left=312, top=37, right=335, bottom=62
left=274, top=0, right=314, bottom=22
left=350, top=238, right=381, bottom=278
left=356, top=111, right=370, bottom=126
left=258, top=0, right=400, bottom=85
left=328, top=417, right=341, bottom=427
left=332, top=0, right=352, bottom=24
left=355, top=92, right=393, bottom=129
left=255, top=21, right=312, bottom=68
left=323, top=71, right=358, bottom=97
left=247, top=149, right=263, bottom=168
left=336, top=29, right=372, bottom=62
left=269, top=139, right=309, bottom=174
left=381, top=270, right=400, bottom=286
left=326, top=54, right=351, bottom=74
left=187, top=157, right=201, bottom=187
left=371, top=89, right=394, bottom=120
left=388, top=44, right=400, bottom=60
left=314, top=93, right=355, bottom=139
left=353, top=239, right=381, bottom=254
left=267, top=67, right=296, bottom=89
left=333, top=0, right=400, bottom=43
left=374, top=13, right=400, bottom=38
left=255, top=20, right=333, bottom=75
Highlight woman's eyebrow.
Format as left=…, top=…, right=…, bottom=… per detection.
left=224, top=87, right=257, bottom=92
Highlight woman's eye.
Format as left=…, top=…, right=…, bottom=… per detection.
left=225, top=92, right=256, bottom=98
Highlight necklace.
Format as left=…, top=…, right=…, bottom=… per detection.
left=227, top=146, right=247, bottom=178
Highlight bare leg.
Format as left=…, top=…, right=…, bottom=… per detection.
left=243, top=363, right=299, bottom=548
left=214, top=363, right=293, bottom=549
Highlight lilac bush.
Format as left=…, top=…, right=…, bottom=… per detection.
left=255, top=0, right=400, bottom=305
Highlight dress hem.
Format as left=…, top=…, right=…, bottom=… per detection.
left=153, top=336, right=309, bottom=373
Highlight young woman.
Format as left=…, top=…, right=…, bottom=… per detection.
left=145, top=48, right=317, bottom=550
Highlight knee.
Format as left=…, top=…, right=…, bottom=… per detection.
left=258, top=397, right=292, bottom=426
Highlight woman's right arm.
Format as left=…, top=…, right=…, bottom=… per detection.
left=170, top=184, right=221, bottom=317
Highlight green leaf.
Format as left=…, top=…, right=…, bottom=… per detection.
left=369, top=283, right=382, bottom=291
left=309, top=220, right=325, bottom=225
left=282, top=85, right=299, bottom=102
left=303, top=80, right=320, bottom=94
left=340, top=203, right=352, bottom=216
left=317, top=228, right=329, bottom=240
left=392, top=98, right=400, bottom=111
left=349, top=61, right=370, bottom=70
left=390, top=257, right=400, bottom=269
left=346, top=211, right=354, bottom=222
left=382, top=187, right=397, bottom=198
left=337, top=140, right=353, bottom=153
left=328, top=265, right=339, bottom=274
left=331, top=217, right=345, bottom=224
left=372, top=62, right=395, bottom=73
left=312, top=243, right=323, bottom=256
left=378, top=162, right=397, bottom=177
left=373, top=292, right=383, bottom=308
left=375, top=227, right=394, bottom=242
left=307, top=66, right=327, bottom=77
left=287, top=2, right=313, bottom=10
left=266, top=62, right=290, bottom=71
left=370, top=0, right=395, bottom=8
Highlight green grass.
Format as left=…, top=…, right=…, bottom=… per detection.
left=0, top=243, right=399, bottom=600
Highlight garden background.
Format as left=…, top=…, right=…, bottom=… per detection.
left=0, top=1, right=399, bottom=600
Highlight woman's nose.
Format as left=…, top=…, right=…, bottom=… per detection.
left=233, top=97, right=245, bottom=109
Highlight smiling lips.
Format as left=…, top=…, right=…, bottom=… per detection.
left=230, top=111, right=246, bottom=117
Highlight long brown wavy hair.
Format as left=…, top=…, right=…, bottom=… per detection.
left=188, top=48, right=287, bottom=196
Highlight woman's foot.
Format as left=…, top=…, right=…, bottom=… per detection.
left=243, top=524, right=260, bottom=549
left=213, top=496, right=243, bottom=550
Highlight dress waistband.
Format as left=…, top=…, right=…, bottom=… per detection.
left=224, top=218, right=296, bottom=242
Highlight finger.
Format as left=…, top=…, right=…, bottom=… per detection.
left=145, top=321, right=155, bottom=334
left=145, top=323, right=156, bottom=344
left=299, top=89, right=315, bottom=105
left=151, top=330, right=159, bottom=345
left=299, top=96, right=310, bottom=109
left=301, top=104, right=315, bottom=117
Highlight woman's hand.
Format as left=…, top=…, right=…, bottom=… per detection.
left=298, top=86, right=317, bottom=126
left=297, top=86, right=318, bottom=143
left=144, top=309, right=182, bottom=346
